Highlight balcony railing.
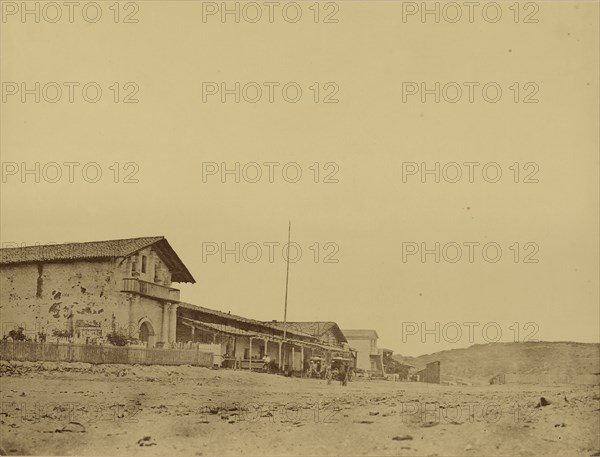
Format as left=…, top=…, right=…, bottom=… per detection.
left=122, top=278, right=180, bottom=302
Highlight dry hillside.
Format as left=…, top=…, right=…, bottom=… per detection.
left=393, top=342, right=600, bottom=383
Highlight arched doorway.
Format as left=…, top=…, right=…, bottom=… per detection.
left=139, top=320, right=156, bottom=348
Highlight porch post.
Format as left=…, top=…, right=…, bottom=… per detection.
left=300, top=346, right=304, bottom=375
left=249, top=338, right=252, bottom=372
left=278, top=341, right=282, bottom=370
left=291, top=346, right=295, bottom=372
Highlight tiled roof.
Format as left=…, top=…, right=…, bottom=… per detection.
left=267, top=321, right=347, bottom=343
left=182, top=318, right=262, bottom=338
left=181, top=316, right=351, bottom=353
left=179, top=302, right=276, bottom=331
left=342, top=329, right=379, bottom=340
left=0, top=236, right=195, bottom=283
left=178, top=304, right=351, bottom=349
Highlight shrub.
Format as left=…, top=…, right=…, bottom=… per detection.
left=5, top=327, right=29, bottom=341
left=106, top=332, right=130, bottom=346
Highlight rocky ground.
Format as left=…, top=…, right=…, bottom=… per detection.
left=1, top=361, right=599, bottom=456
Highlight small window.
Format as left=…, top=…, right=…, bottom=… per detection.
left=141, top=256, right=147, bottom=273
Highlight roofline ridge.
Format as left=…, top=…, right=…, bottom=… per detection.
left=0, top=235, right=165, bottom=251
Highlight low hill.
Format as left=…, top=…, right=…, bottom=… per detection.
left=392, top=341, right=600, bottom=384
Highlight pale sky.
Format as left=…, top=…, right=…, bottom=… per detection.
left=1, top=1, right=598, bottom=356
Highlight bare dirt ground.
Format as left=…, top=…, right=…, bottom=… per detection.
left=1, top=361, right=599, bottom=456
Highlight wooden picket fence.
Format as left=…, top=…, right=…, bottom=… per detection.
left=0, top=340, right=214, bottom=367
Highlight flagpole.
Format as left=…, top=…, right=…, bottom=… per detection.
left=283, top=220, right=291, bottom=342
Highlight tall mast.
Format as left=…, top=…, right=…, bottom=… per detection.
left=283, top=220, right=291, bottom=341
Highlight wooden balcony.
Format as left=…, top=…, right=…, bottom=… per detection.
left=121, top=278, right=180, bottom=302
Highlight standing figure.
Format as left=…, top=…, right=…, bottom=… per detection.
left=262, top=354, right=271, bottom=372
left=339, top=364, right=348, bottom=386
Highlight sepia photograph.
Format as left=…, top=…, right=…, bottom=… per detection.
left=0, top=1, right=599, bottom=456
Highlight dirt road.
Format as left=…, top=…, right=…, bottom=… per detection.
left=1, top=361, right=599, bottom=456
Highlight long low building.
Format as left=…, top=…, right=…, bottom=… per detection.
left=175, top=305, right=354, bottom=371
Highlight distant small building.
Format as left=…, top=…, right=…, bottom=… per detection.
left=415, top=361, right=441, bottom=384
left=342, top=329, right=384, bottom=375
